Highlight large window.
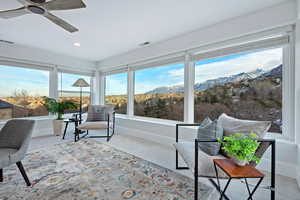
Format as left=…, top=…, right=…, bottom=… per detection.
left=194, top=48, right=283, bottom=133
left=58, top=72, right=91, bottom=113
left=105, top=73, right=128, bottom=114
left=134, top=63, right=184, bottom=121
left=0, top=65, right=49, bottom=120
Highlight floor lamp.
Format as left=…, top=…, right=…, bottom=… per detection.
left=72, top=78, right=90, bottom=123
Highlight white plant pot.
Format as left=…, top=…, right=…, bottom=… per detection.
left=231, top=157, right=248, bottom=166
left=52, top=120, right=63, bottom=136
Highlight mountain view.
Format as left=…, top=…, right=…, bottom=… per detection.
left=146, top=66, right=280, bottom=94
left=107, top=64, right=282, bottom=133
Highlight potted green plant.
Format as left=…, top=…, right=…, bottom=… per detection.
left=217, top=133, right=260, bottom=166
left=43, top=97, right=77, bottom=136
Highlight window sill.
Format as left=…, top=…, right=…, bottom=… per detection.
left=116, top=114, right=183, bottom=127
left=115, top=114, right=294, bottom=142
left=0, top=115, right=56, bottom=125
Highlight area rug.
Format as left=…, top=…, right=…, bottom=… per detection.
left=0, top=139, right=214, bottom=200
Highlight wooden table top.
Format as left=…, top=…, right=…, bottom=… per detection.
left=213, top=159, right=264, bottom=178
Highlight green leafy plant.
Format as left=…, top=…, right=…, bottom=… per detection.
left=217, top=133, right=260, bottom=163
left=43, top=97, right=77, bottom=120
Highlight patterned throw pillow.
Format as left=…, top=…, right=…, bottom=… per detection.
left=197, top=117, right=223, bottom=156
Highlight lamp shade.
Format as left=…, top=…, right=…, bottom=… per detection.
left=72, top=78, right=90, bottom=87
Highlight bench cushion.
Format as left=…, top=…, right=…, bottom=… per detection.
left=77, top=122, right=109, bottom=130
left=174, top=142, right=227, bottom=178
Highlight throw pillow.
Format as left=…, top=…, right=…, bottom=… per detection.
left=197, top=118, right=223, bottom=156
left=218, top=113, right=271, bottom=138
left=217, top=113, right=271, bottom=162
left=86, top=105, right=114, bottom=122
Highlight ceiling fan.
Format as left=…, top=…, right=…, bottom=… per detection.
left=0, top=0, right=86, bottom=33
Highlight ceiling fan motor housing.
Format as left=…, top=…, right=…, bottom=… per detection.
left=30, top=0, right=46, bottom=3
left=28, top=5, right=45, bottom=15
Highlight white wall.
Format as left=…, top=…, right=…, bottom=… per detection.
left=0, top=43, right=96, bottom=73
left=98, top=1, right=296, bottom=70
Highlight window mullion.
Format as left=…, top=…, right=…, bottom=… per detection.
left=127, top=70, right=134, bottom=116
left=184, top=54, right=195, bottom=123
left=49, top=66, right=58, bottom=100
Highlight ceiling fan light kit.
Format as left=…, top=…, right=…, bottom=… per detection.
left=0, top=0, right=86, bottom=33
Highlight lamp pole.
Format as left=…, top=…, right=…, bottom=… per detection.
left=79, top=86, right=82, bottom=124
left=72, top=78, right=89, bottom=125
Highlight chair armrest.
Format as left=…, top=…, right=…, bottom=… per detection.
left=106, top=111, right=116, bottom=123
left=195, top=138, right=218, bottom=143
left=176, top=123, right=202, bottom=143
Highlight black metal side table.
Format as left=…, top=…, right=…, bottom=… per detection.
left=213, top=159, right=265, bottom=200
left=62, top=117, right=79, bottom=140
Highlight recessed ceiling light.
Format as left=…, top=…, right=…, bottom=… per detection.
left=139, top=41, right=151, bottom=47
left=73, top=42, right=81, bottom=47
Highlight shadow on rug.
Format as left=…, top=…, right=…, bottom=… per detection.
left=0, top=139, right=214, bottom=199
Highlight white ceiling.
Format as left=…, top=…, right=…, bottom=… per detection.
left=0, top=0, right=290, bottom=62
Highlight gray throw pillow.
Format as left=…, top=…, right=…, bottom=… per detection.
left=86, top=105, right=114, bottom=122
left=218, top=113, right=271, bottom=138
left=217, top=113, right=271, bottom=160
left=197, top=118, right=223, bottom=156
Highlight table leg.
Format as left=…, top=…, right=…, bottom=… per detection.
left=0, top=168, right=3, bottom=182
left=62, top=122, right=69, bottom=140
left=247, top=177, right=264, bottom=200
left=214, top=163, right=221, bottom=196
left=220, top=178, right=231, bottom=200
left=214, top=163, right=231, bottom=200
left=244, top=178, right=253, bottom=200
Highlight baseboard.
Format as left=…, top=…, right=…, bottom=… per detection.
left=117, top=125, right=297, bottom=178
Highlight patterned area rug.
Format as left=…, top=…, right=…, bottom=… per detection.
left=0, top=139, right=214, bottom=200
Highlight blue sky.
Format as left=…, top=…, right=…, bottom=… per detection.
left=0, top=48, right=282, bottom=97
left=106, top=48, right=282, bottom=95
left=0, top=66, right=90, bottom=97
left=0, top=66, right=49, bottom=97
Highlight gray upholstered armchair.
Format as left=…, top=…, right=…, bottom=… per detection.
left=0, top=119, right=35, bottom=186
left=76, top=105, right=115, bottom=142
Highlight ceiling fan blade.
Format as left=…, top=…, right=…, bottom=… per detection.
left=16, top=0, right=32, bottom=6
left=43, top=0, right=86, bottom=11
left=43, top=12, right=78, bottom=33
left=0, top=7, right=29, bottom=19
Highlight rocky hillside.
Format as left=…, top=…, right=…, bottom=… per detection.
left=145, top=65, right=281, bottom=94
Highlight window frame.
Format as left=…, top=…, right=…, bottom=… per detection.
left=104, top=72, right=128, bottom=114
left=190, top=38, right=294, bottom=141
left=132, top=62, right=185, bottom=121
left=57, top=71, right=92, bottom=107
left=102, top=33, right=294, bottom=141
left=0, top=64, right=51, bottom=120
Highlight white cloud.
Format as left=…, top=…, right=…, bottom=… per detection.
left=168, top=48, right=282, bottom=84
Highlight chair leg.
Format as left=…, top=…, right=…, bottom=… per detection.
left=0, top=168, right=3, bottom=182
left=106, top=127, right=110, bottom=142
left=16, top=161, right=31, bottom=186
